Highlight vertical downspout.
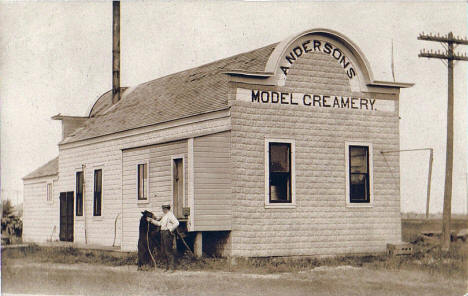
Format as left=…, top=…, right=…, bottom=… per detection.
left=120, top=150, right=124, bottom=249
left=425, top=149, right=434, bottom=219
left=82, top=164, right=88, bottom=244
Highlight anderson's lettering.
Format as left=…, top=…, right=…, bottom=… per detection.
left=282, top=39, right=356, bottom=79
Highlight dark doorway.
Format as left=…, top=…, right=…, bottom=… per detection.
left=59, top=191, right=74, bottom=242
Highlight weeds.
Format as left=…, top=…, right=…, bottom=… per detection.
left=2, top=244, right=137, bottom=266
left=2, top=239, right=466, bottom=278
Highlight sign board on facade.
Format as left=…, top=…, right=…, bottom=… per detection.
left=236, top=88, right=395, bottom=112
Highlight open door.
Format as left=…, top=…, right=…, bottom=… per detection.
left=59, top=191, right=74, bottom=242
left=172, top=158, right=184, bottom=218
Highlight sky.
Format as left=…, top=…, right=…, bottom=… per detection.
left=1, top=1, right=467, bottom=213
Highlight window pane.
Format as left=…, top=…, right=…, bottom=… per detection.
left=138, top=165, right=142, bottom=199
left=138, top=164, right=147, bottom=200
left=349, top=146, right=370, bottom=203
left=94, top=170, right=102, bottom=192
left=350, top=174, right=368, bottom=201
left=94, top=170, right=102, bottom=216
left=270, top=143, right=290, bottom=172
left=77, top=172, right=83, bottom=194
left=350, top=146, right=368, bottom=173
left=270, top=173, right=290, bottom=202
left=76, top=172, right=83, bottom=216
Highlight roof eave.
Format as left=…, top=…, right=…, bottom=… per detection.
left=52, top=113, right=88, bottom=121
left=23, top=172, right=58, bottom=181
left=223, top=70, right=274, bottom=78
left=59, top=107, right=231, bottom=146
left=367, top=80, right=414, bottom=88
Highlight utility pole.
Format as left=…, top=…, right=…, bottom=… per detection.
left=418, top=32, right=468, bottom=251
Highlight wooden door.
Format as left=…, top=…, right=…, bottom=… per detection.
left=173, top=158, right=184, bottom=218
left=59, top=192, right=74, bottom=242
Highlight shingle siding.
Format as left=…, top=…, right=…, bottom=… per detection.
left=229, top=47, right=401, bottom=258
left=230, top=99, right=401, bottom=257
left=284, top=51, right=352, bottom=95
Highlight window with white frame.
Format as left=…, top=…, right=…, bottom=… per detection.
left=46, top=183, right=52, bottom=202
left=346, top=143, right=373, bottom=204
left=137, top=163, right=148, bottom=201
left=265, top=139, right=295, bottom=206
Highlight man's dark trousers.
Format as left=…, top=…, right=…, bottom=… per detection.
left=160, top=230, right=175, bottom=270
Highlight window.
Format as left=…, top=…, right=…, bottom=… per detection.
left=346, top=143, right=373, bottom=204
left=93, top=169, right=102, bottom=216
left=76, top=171, right=83, bottom=216
left=265, top=139, right=295, bottom=207
left=46, top=183, right=52, bottom=202
left=137, top=163, right=148, bottom=200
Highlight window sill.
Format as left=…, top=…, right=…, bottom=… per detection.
left=346, top=203, right=373, bottom=208
left=265, top=204, right=296, bottom=209
left=137, top=200, right=150, bottom=205
left=92, top=216, right=104, bottom=221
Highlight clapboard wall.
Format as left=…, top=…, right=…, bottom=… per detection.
left=23, top=176, right=59, bottom=242
left=57, top=113, right=230, bottom=249
left=121, top=140, right=187, bottom=251
left=193, top=131, right=232, bottom=231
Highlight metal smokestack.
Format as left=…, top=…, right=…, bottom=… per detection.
left=112, top=1, right=121, bottom=104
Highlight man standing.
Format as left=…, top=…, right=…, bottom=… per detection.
left=147, top=204, right=179, bottom=271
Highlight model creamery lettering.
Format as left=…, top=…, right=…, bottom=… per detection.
left=236, top=88, right=395, bottom=112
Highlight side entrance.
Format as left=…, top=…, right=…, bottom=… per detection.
left=59, top=191, right=74, bottom=242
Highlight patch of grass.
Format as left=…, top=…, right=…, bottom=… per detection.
left=224, top=240, right=467, bottom=278
left=229, top=254, right=388, bottom=274
left=2, top=239, right=466, bottom=278
left=1, top=244, right=137, bottom=266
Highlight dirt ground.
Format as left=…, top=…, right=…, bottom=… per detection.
left=2, top=257, right=466, bottom=296
left=2, top=234, right=468, bottom=296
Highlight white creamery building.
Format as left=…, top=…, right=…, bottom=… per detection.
left=23, top=28, right=412, bottom=257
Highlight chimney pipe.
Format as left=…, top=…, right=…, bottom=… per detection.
left=112, top=1, right=121, bottom=104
